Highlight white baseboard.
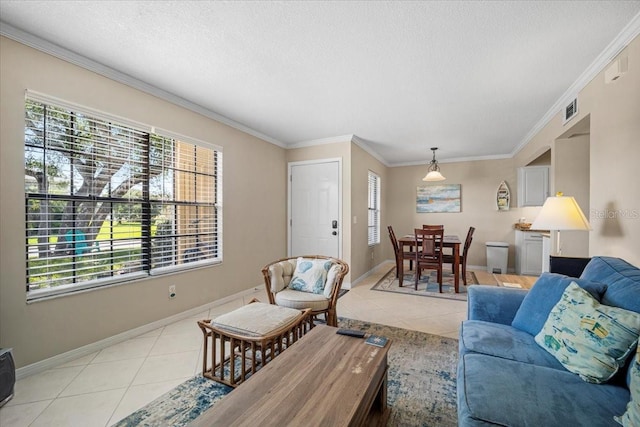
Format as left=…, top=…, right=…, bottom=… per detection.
left=16, top=285, right=262, bottom=380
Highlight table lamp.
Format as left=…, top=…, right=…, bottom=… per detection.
left=530, top=192, right=591, bottom=255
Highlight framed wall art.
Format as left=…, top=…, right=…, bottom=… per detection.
left=416, top=184, right=461, bottom=213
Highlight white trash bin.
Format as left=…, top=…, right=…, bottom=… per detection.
left=486, top=242, right=509, bottom=274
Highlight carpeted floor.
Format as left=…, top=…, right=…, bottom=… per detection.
left=371, top=266, right=478, bottom=301
left=115, top=318, right=459, bottom=427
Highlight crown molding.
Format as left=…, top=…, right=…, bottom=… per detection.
left=511, top=11, right=640, bottom=158
left=288, top=134, right=355, bottom=149
left=0, top=21, right=286, bottom=149
left=3, top=11, right=638, bottom=165
left=390, top=153, right=512, bottom=168
left=350, top=135, right=390, bottom=167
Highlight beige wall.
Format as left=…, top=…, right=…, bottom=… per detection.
left=387, top=158, right=535, bottom=269
left=384, top=36, right=639, bottom=268
left=2, top=33, right=639, bottom=369
left=513, top=35, right=640, bottom=265
left=554, top=134, right=590, bottom=257
left=0, top=37, right=287, bottom=368
left=350, top=144, right=389, bottom=280
left=285, top=141, right=390, bottom=282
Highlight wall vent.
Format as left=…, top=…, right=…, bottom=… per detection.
left=563, top=98, right=578, bottom=125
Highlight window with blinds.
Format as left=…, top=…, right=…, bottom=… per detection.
left=367, top=171, right=380, bottom=246
left=24, top=96, right=222, bottom=300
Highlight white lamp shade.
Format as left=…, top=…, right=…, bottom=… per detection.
left=422, top=170, right=446, bottom=182
left=531, top=195, right=591, bottom=231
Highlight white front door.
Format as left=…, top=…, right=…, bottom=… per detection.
left=289, top=159, right=341, bottom=258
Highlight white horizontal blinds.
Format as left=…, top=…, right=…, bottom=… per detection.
left=149, top=137, right=221, bottom=269
left=368, top=171, right=380, bottom=245
left=25, top=95, right=222, bottom=299
left=25, top=99, right=149, bottom=293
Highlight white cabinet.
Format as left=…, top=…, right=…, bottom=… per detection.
left=516, top=231, right=543, bottom=275
left=541, top=234, right=551, bottom=273
left=517, top=166, right=549, bottom=207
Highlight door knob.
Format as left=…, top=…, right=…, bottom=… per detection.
left=332, top=231, right=338, bottom=236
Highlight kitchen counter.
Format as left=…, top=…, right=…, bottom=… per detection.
left=514, top=223, right=549, bottom=232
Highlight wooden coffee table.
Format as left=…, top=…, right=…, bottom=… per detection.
left=189, top=325, right=391, bottom=427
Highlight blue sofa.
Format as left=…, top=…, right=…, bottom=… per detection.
left=457, top=256, right=640, bottom=426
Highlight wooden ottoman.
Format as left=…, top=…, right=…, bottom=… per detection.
left=197, top=299, right=313, bottom=387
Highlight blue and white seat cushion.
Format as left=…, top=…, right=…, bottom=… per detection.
left=615, top=345, right=639, bottom=426
left=288, top=257, right=332, bottom=294
left=535, top=282, right=640, bottom=383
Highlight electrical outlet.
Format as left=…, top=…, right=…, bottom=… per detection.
left=169, top=285, right=176, bottom=299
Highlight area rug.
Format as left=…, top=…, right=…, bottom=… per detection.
left=339, top=318, right=459, bottom=427
left=371, top=266, right=478, bottom=301
left=112, top=376, right=232, bottom=427
left=115, top=319, right=459, bottom=427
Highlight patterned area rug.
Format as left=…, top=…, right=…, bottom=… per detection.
left=115, top=319, right=459, bottom=427
left=112, top=376, right=231, bottom=427
left=371, top=266, right=478, bottom=301
left=339, top=318, right=459, bottom=427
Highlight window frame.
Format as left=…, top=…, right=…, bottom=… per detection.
left=367, top=170, right=381, bottom=246
left=24, top=92, right=223, bottom=301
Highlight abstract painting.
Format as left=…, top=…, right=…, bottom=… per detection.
left=417, top=184, right=461, bottom=213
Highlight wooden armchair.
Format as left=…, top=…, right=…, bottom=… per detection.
left=262, top=255, right=349, bottom=327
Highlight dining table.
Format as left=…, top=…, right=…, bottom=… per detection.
left=397, top=234, right=463, bottom=293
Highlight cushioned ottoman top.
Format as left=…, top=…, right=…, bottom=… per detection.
left=211, top=302, right=304, bottom=337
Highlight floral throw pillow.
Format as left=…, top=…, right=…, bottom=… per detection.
left=615, top=346, right=639, bottom=426
left=289, top=258, right=332, bottom=295
left=535, top=282, right=640, bottom=384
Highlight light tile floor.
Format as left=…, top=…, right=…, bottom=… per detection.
left=0, top=261, right=469, bottom=427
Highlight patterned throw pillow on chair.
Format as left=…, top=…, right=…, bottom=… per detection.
left=289, top=258, right=332, bottom=295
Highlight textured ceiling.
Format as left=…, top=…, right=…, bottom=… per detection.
left=1, top=1, right=639, bottom=165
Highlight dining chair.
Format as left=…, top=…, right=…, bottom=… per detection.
left=423, top=225, right=444, bottom=255
left=443, top=226, right=475, bottom=286
left=388, top=225, right=414, bottom=277
left=413, top=228, right=444, bottom=291
left=422, top=224, right=444, bottom=230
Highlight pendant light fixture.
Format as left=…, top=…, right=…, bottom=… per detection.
left=422, top=147, right=446, bottom=181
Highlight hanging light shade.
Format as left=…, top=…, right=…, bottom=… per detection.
left=422, top=147, right=446, bottom=181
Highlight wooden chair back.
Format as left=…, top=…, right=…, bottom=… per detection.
left=414, top=228, right=444, bottom=263
left=387, top=225, right=399, bottom=254
left=422, top=224, right=444, bottom=231
left=462, top=226, right=475, bottom=258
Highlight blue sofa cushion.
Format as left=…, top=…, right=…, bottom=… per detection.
left=458, top=353, right=630, bottom=427
left=581, top=256, right=640, bottom=313
left=467, top=286, right=527, bottom=325
left=511, top=273, right=607, bottom=336
left=460, top=320, right=564, bottom=370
